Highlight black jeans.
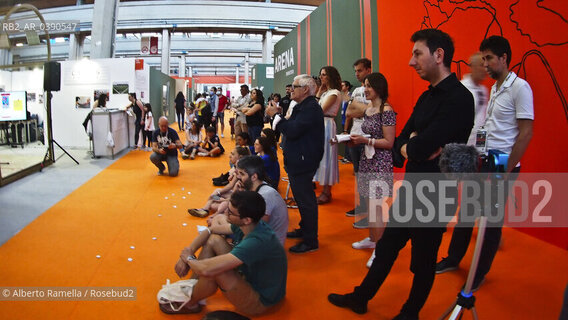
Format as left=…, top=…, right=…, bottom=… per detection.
left=445, top=167, right=521, bottom=282
left=353, top=226, right=444, bottom=317
left=134, top=119, right=142, bottom=146
left=289, top=170, right=319, bottom=246
left=143, top=130, right=152, bottom=147
left=176, top=109, right=184, bottom=131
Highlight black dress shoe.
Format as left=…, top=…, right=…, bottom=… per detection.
left=213, top=179, right=230, bottom=187
left=212, top=172, right=229, bottom=183
left=286, top=228, right=303, bottom=239
left=328, top=293, right=367, bottom=314
left=289, top=242, right=318, bottom=254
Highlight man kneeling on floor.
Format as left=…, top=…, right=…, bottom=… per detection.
left=150, top=116, right=183, bottom=176
left=161, top=190, right=287, bottom=316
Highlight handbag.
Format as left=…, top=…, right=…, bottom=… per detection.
left=379, top=112, right=405, bottom=168
left=157, top=278, right=198, bottom=312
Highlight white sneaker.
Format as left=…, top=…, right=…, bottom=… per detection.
left=352, top=237, right=376, bottom=250
left=221, top=134, right=224, bottom=138
left=366, top=251, right=376, bottom=268
left=197, top=152, right=209, bottom=157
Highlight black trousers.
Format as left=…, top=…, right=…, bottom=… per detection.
left=353, top=226, right=444, bottom=317
left=289, top=169, right=319, bottom=246
left=176, top=109, right=184, bottom=131
left=134, top=119, right=142, bottom=146
left=445, top=167, right=521, bottom=283
left=143, top=130, right=152, bottom=147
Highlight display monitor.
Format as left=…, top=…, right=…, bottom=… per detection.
left=0, top=91, right=28, bottom=121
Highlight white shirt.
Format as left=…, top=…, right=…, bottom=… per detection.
left=232, top=94, right=251, bottom=122
left=350, top=86, right=369, bottom=135
left=461, top=74, right=489, bottom=146
left=285, top=100, right=298, bottom=119
left=485, top=71, right=534, bottom=155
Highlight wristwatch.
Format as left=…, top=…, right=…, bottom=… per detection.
left=187, top=254, right=197, bottom=261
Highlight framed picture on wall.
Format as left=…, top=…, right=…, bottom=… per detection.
left=94, top=89, right=110, bottom=102
left=27, top=92, right=36, bottom=103
left=75, top=96, right=91, bottom=109
left=112, top=82, right=129, bottom=94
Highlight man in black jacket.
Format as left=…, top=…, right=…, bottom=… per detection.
left=328, top=29, right=474, bottom=320
left=266, top=75, right=324, bottom=254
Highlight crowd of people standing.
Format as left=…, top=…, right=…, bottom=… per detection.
left=142, top=28, right=537, bottom=320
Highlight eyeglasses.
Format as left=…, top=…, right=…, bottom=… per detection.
left=227, top=207, right=241, bottom=219
left=292, top=84, right=305, bottom=89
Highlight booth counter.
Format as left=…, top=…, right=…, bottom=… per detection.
left=91, top=109, right=134, bottom=158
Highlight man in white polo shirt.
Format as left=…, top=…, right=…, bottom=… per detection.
left=436, top=35, right=534, bottom=292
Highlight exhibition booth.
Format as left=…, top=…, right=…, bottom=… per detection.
left=0, top=68, right=48, bottom=183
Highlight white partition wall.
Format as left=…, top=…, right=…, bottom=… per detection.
left=0, top=70, right=12, bottom=91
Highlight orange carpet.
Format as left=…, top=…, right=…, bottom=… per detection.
left=0, top=126, right=567, bottom=319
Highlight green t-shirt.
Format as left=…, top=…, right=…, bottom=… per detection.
left=230, top=221, right=287, bottom=306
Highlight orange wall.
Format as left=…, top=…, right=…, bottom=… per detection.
left=377, top=0, right=568, bottom=173
left=377, top=0, right=568, bottom=249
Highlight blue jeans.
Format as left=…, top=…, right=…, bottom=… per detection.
left=248, top=125, right=262, bottom=145
left=150, top=152, right=179, bottom=176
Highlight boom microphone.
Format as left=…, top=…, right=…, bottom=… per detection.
left=438, top=143, right=480, bottom=179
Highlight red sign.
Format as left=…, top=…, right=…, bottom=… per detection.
left=135, top=59, right=144, bottom=70
left=150, top=37, right=158, bottom=55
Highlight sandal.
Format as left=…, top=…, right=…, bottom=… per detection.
left=188, top=208, right=209, bottom=218
left=317, top=193, right=332, bottom=205
left=286, top=199, right=298, bottom=209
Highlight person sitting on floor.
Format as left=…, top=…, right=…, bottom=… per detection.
left=188, top=146, right=251, bottom=218
left=207, top=155, right=288, bottom=245
left=150, top=116, right=183, bottom=176
left=184, top=105, right=196, bottom=139
left=196, top=126, right=225, bottom=157
left=181, top=122, right=202, bottom=160
left=161, top=191, right=287, bottom=316
left=235, top=132, right=255, bottom=155
left=261, top=128, right=278, bottom=151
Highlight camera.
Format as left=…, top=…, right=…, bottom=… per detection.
left=480, top=149, right=509, bottom=173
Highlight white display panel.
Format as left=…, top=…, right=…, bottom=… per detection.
left=0, top=91, right=27, bottom=121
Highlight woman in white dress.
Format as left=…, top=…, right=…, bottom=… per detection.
left=314, top=66, right=342, bottom=204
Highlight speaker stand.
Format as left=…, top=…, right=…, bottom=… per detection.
left=52, top=139, right=79, bottom=164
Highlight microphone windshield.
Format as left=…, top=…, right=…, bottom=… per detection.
left=439, top=143, right=480, bottom=179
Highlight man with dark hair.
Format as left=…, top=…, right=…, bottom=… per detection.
left=216, top=89, right=229, bottom=137
left=209, top=87, right=219, bottom=132
left=277, top=84, right=293, bottom=147
left=231, top=85, right=251, bottom=136
left=235, top=155, right=289, bottom=245
left=266, top=74, right=324, bottom=254
left=436, top=35, right=534, bottom=291
left=345, top=58, right=372, bottom=222
left=280, top=84, right=293, bottom=118
left=410, top=28, right=455, bottom=68
left=328, top=29, right=474, bottom=320
left=161, top=191, right=287, bottom=316
left=192, top=156, right=289, bottom=244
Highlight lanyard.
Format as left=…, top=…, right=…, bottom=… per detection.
left=484, top=72, right=513, bottom=125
